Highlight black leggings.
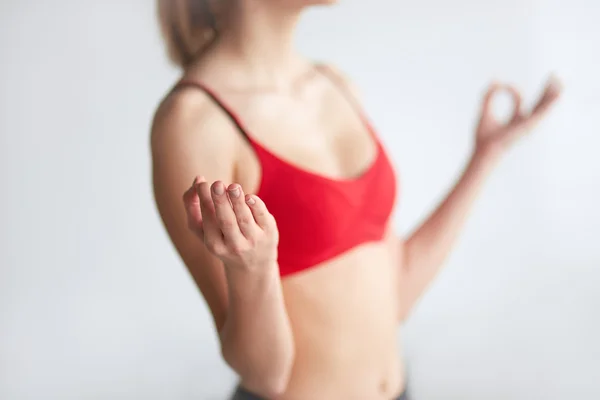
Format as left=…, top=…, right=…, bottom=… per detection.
left=230, top=386, right=410, bottom=400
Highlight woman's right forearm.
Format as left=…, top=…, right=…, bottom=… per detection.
left=219, top=263, right=295, bottom=397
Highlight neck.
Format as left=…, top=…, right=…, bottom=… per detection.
left=215, top=2, right=307, bottom=88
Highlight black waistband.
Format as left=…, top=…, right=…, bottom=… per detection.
left=230, top=385, right=409, bottom=400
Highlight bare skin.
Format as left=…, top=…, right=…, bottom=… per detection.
left=151, top=2, right=562, bottom=399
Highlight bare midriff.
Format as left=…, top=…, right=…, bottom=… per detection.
left=268, top=242, right=404, bottom=400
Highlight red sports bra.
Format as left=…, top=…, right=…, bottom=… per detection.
left=175, top=71, right=398, bottom=277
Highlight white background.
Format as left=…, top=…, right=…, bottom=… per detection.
left=1, top=0, right=599, bottom=399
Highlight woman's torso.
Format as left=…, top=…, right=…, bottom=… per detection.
left=176, top=64, right=406, bottom=399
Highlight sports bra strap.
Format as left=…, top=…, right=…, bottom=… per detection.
left=171, top=80, right=252, bottom=144
left=172, top=65, right=373, bottom=144
left=313, top=64, right=378, bottom=143
left=313, top=64, right=364, bottom=116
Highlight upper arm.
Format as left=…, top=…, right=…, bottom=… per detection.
left=150, top=89, right=238, bottom=332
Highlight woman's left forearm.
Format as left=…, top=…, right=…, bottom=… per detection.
left=398, top=148, right=501, bottom=317
left=396, top=76, right=562, bottom=320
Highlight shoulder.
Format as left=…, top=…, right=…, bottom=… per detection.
left=150, top=84, right=239, bottom=160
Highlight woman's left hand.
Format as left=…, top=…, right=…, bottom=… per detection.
left=474, top=76, right=563, bottom=157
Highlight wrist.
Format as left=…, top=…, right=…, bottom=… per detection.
left=225, top=261, right=281, bottom=292
left=471, top=143, right=504, bottom=169
left=225, top=263, right=284, bottom=316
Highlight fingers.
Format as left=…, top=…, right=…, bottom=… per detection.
left=481, top=82, right=523, bottom=123
left=518, top=75, right=563, bottom=131
left=227, top=184, right=259, bottom=238
left=504, top=85, right=524, bottom=124
left=183, top=176, right=204, bottom=236
left=245, top=194, right=276, bottom=231
left=189, top=177, right=276, bottom=256
left=480, top=82, right=502, bottom=116
left=197, top=179, right=226, bottom=253
left=211, top=181, right=245, bottom=245
left=532, top=75, right=563, bottom=117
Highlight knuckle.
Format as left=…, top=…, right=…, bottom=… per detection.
left=229, top=242, right=250, bottom=256
left=204, top=240, right=217, bottom=253
left=236, top=215, right=252, bottom=226
left=204, top=238, right=223, bottom=255
left=245, top=234, right=259, bottom=247
left=253, top=208, right=267, bottom=218
left=217, top=216, right=235, bottom=229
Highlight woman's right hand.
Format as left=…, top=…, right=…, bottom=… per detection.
left=183, top=177, right=279, bottom=272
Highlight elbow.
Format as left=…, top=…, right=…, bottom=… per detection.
left=266, top=350, right=295, bottom=395
left=257, top=367, right=293, bottom=399
left=243, top=356, right=294, bottom=399
left=221, top=342, right=295, bottom=398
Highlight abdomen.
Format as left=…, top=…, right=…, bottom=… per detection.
left=279, top=241, right=404, bottom=400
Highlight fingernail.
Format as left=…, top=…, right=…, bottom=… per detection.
left=246, top=196, right=256, bottom=205
left=213, top=182, right=224, bottom=195
left=229, top=186, right=240, bottom=198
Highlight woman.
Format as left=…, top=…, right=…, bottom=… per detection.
left=151, top=1, right=562, bottom=399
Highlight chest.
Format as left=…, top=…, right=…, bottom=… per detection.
left=226, top=84, right=399, bottom=276
left=233, top=82, right=380, bottom=191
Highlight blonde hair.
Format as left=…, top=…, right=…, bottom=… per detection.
left=157, top=0, right=224, bottom=69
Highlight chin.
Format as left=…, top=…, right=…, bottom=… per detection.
left=295, top=0, right=339, bottom=6
left=276, top=0, right=339, bottom=10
